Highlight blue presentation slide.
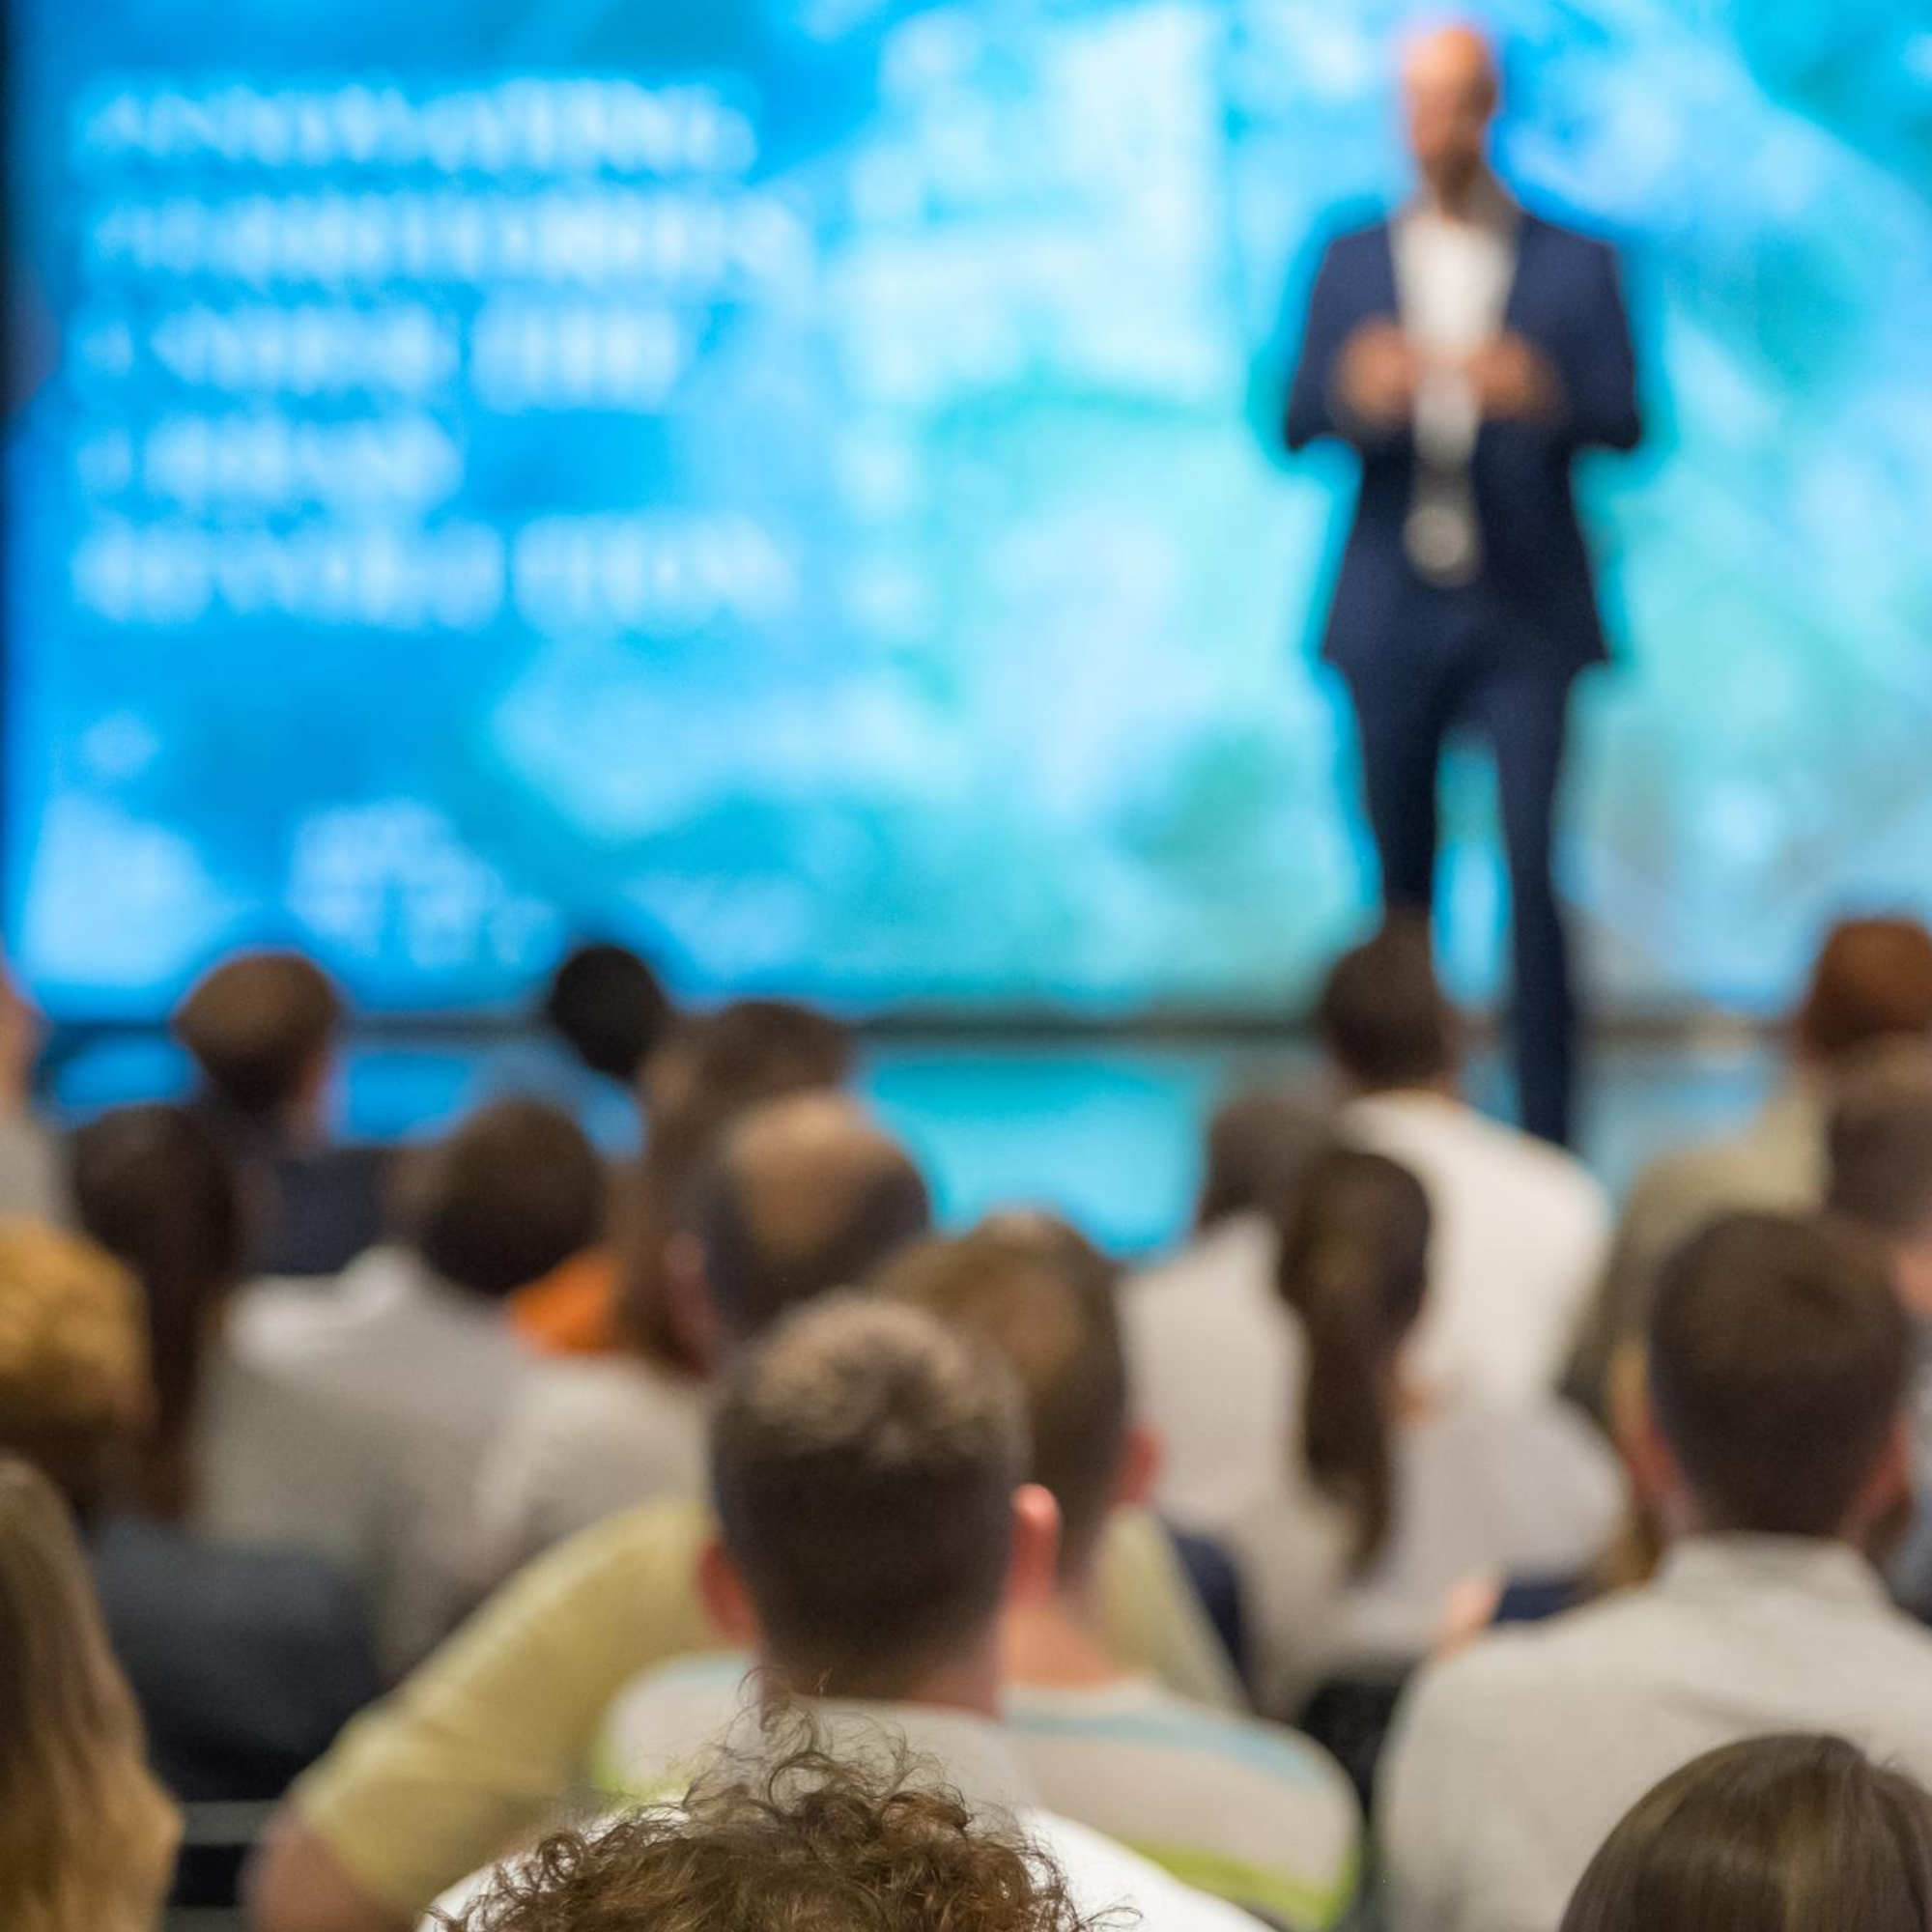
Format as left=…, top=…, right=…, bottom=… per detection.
left=7, top=1, right=1931, bottom=1020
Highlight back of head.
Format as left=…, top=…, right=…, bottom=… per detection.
left=622, top=1001, right=860, bottom=1369
left=407, top=1099, right=607, bottom=1301
left=1826, top=1044, right=1932, bottom=1245
left=0, top=1222, right=148, bottom=1513
left=1647, top=1212, right=1908, bottom=1539
left=1316, top=918, right=1457, bottom=1094
left=1199, top=1088, right=1331, bottom=1228
left=1561, top=1733, right=1932, bottom=1932
left=442, top=1729, right=1094, bottom=1932
left=710, top=1294, right=1027, bottom=1698
left=173, top=950, right=344, bottom=1125
left=1795, top=918, right=1932, bottom=1067
left=69, top=1104, right=247, bottom=1520
left=0, top=1457, right=178, bottom=1932
left=874, top=1215, right=1124, bottom=1583
left=1276, top=1145, right=1433, bottom=1571
left=697, top=1093, right=931, bottom=1343
left=542, top=943, right=675, bottom=1085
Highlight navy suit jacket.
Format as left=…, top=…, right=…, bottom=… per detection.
left=1285, top=211, right=1640, bottom=688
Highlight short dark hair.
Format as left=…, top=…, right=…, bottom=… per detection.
left=696, top=1096, right=931, bottom=1343
left=1795, top=917, right=1932, bottom=1065
left=1561, top=1734, right=1932, bottom=1932
left=874, top=1216, right=1124, bottom=1582
left=408, top=1100, right=607, bottom=1300
left=1198, top=1089, right=1330, bottom=1228
left=709, top=1296, right=1027, bottom=1698
left=1647, top=1212, right=1909, bottom=1538
left=542, top=943, right=675, bottom=1085
left=1827, top=1047, right=1932, bottom=1244
left=1315, top=919, right=1456, bottom=1092
left=439, top=1728, right=1101, bottom=1932
left=173, top=952, right=343, bottom=1121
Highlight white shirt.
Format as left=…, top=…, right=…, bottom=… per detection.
left=437, top=1688, right=1258, bottom=1932
left=1231, top=1396, right=1625, bottom=1714
left=472, top=1352, right=712, bottom=1586
left=598, top=1657, right=1361, bottom=1930
left=1122, top=1213, right=1304, bottom=1532
left=1342, top=1092, right=1610, bottom=1406
left=1379, top=1537, right=1932, bottom=1932
left=235, top=1246, right=540, bottom=1667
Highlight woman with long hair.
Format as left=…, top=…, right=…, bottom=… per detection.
left=1232, top=1144, right=1626, bottom=1714
left=0, top=1456, right=179, bottom=1932
left=1563, top=1734, right=1932, bottom=1932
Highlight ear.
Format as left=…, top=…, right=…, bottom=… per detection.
left=1112, top=1424, right=1161, bottom=1513
left=1005, top=1485, right=1063, bottom=1612
left=1855, top=1420, right=1915, bottom=1533
left=696, top=1537, right=761, bottom=1647
left=664, top=1232, right=723, bottom=1371
left=1895, top=1242, right=1932, bottom=1324
left=1614, top=1355, right=1687, bottom=1531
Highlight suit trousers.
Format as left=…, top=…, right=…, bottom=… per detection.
left=1345, top=643, right=1578, bottom=1146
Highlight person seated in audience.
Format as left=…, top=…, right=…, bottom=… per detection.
left=861, top=1214, right=1357, bottom=1924
left=440, top=1296, right=1251, bottom=1932
left=241, top=1098, right=606, bottom=1668
left=540, top=940, right=677, bottom=1089
left=0, top=1456, right=179, bottom=1932
left=1122, top=1088, right=1330, bottom=1532
left=1816, top=1044, right=1932, bottom=1613
left=477, top=1072, right=917, bottom=1577
left=1228, top=1147, right=1623, bottom=1716
left=247, top=1097, right=1242, bottom=1932
left=71, top=1103, right=411, bottom=1668
left=173, top=949, right=389, bottom=1275
left=1378, top=1209, right=1932, bottom=1932
left=0, top=1220, right=379, bottom=1802
left=1558, top=1732, right=1932, bottom=1932
left=1318, top=920, right=1609, bottom=1405
left=1571, top=914, right=1932, bottom=1416
left=440, top=1730, right=1116, bottom=1932
left=509, top=998, right=856, bottom=1357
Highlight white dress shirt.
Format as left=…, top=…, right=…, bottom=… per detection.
left=1379, top=1536, right=1932, bottom=1932
left=1342, top=1091, right=1610, bottom=1406
left=1231, top=1394, right=1625, bottom=1715
left=472, top=1352, right=712, bottom=1585
left=437, top=1686, right=1258, bottom=1932
left=1122, top=1212, right=1304, bottom=1532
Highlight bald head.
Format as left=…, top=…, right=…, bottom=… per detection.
left=696, top=1094, right=932, bottom=1342
left=1401, top=22, right=1499, bottom=206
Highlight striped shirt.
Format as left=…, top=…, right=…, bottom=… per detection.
left=598, top=1658, right=1361, bottom=1930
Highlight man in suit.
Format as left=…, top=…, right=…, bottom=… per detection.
left=1286, top=24, right=1641, bottom=1147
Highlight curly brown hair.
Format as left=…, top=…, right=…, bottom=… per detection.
left=438, top=1733, right=1122, bottom=1932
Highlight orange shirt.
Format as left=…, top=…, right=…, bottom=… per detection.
left=510, top=1250, right=623, bottom=1356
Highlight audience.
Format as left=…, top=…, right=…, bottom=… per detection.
left=604, top=1213, right=1362, bottom=1927
left=437, top=1730, right=1113, bottom=1932
left=1319, top=920, right=1609, bottom=1404
left=1572, top=914, right=1932, bottom=1413
left=0, top=967, right=66, bottom=1222
left=1229, top=1146, right=1623, bottom=1712
left=241, top=1098, right=606, bottom=1666
left=174, top=950, right=389, bottom=1275
left=440, top=1295, right=1251, bottom=1932
left=1122, top=1088, right=1330, bottom=1532
left=476, top=1069, right=918, bottom=1577
left=0, top=1456, right=180, bottom=1932
left=1379, top=1209, right=1932, bottom=1932
left=246, top=1094, right=1241, bottom=1932
left=0, top=1218, right=379, bottom=1801
left=1558, top=1733, right=1932, bottom=1932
